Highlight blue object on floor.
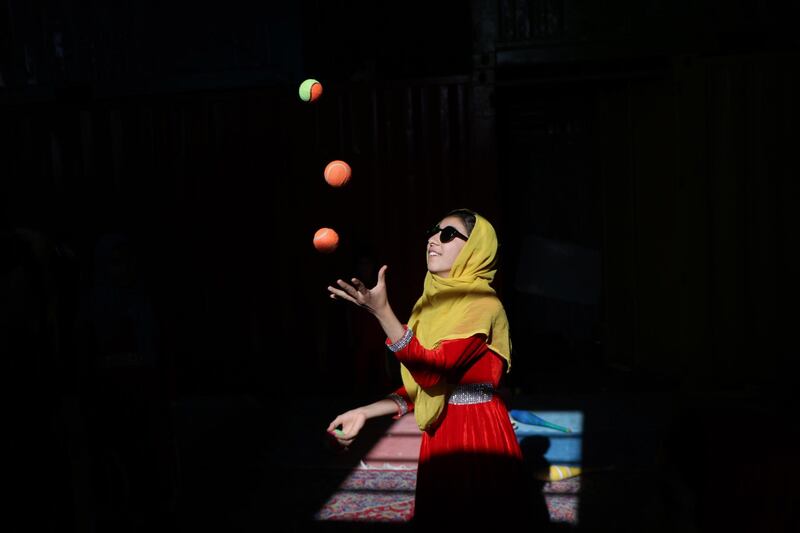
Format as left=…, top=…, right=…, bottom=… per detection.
left=511, top=410, right=584, bottom=465
left=510, top=409, right=572, bottom=432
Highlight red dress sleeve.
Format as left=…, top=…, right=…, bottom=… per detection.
left=386, top=333, right=487, bottom=389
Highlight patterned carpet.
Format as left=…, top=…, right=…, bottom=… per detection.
left=314, top=468, right=416, bottom=522
left=314, top=466, right=580, bottom=524
left=543, top=476, right=581, bottom=524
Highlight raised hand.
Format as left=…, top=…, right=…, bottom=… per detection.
left=327, top=265, right=389, bottom=316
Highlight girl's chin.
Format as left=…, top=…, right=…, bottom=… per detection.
left=427, top=267, right=449, bottom=277
left=427, top=258, right=451, bottom=276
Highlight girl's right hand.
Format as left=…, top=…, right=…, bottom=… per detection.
left=326, top=410, right=367, bottom=448
left=327, top=265, right=389, bottom=316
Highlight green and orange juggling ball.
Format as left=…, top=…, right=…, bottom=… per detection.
left=299, top=79, right=323, bottom=103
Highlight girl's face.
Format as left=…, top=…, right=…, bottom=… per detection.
left=426, top=215, right=470, bottom=278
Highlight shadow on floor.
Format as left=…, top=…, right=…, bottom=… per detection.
left=163, top=376, right=798, bottom=533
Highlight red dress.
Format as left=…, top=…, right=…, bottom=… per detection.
left=388, top=333, right=534, bottom=528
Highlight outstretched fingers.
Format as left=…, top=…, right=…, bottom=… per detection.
left=351, top=278, right=368, bottom=294
left=328, top=279, right=359, bottom=303
left=329, top=266, right=388, bottom=307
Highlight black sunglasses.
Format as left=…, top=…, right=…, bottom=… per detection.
left=426, top=224, right=469, bottom=243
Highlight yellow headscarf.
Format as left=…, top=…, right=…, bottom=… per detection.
left=400, top=211, right=512, bottom=431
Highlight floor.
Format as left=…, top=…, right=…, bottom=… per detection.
left=170, top=384, right=702, bottom=533
left=76, top=368, right=797, bottom=533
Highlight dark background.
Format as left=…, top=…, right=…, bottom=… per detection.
left=2, top=1, right=799, bottom=532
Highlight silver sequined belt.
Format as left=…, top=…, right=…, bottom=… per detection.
left=448, top=383, right=494, bottom=405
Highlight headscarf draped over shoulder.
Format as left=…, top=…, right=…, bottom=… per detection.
left=400, top=211, right=511, bottom=431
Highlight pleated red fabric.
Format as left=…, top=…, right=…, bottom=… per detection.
left=389, top=334, right=538, bottom=529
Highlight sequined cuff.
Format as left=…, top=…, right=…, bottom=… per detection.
left=387, top=393, right=409, bottom=417
left=387, top=327, right=413, bottom=352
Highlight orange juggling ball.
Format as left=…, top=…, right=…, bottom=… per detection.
left=313, top=227, right=339, bottom=253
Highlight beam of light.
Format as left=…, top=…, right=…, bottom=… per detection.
left=513, top=410, right=584, bottom=525
left=314, top=416, right=419, bottom=523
